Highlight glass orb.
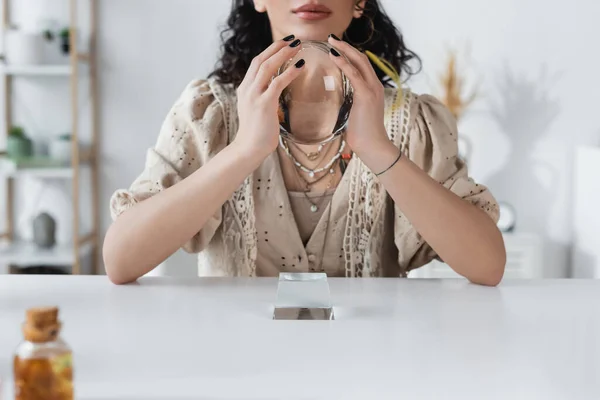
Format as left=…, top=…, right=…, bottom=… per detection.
left=276, top=40, right=353, bottom=145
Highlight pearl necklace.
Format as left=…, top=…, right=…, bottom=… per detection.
left=302, top=164, right=337, bottom=213
left=279, top=136, right=346, bottom=178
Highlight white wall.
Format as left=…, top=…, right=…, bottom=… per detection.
left=4, top=0, right=600, bottom=277
left=98, top=0, right=228, bottom=276
left=390, top=0, right=600, bottom=277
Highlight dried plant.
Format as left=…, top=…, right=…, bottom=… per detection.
left=438, top=48, right=479, bottom=121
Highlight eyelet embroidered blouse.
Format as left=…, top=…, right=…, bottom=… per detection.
left=110, top=79, right=499, bottom=278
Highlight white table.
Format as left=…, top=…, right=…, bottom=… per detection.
left=1, top=276, right=599, bottom=400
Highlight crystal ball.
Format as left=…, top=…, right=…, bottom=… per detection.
left=276, top=40, right=353, bottom=145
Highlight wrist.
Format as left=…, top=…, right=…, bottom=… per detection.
left=355, top=136, right=399, bottom=173
left=230, top=135, right=273, bottom=165
left=228, top=142, right=264, bottom=169
left=350, top=125, right=390, bottom=157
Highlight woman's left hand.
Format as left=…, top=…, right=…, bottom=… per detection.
left=327, top=35, right=390, bottom=158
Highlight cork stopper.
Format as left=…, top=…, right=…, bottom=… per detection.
left=22, top=307, right=62, bottom=343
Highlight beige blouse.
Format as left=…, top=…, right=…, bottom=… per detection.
left=110, top=78, right=499, bottom=278
left=288, top=189, right=336, bottom=245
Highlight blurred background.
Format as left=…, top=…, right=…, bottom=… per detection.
left=0, top=0, right=598, bottom=279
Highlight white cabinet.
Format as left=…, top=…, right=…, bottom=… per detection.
left=410, top=233, right=543, bottom=279
left=572, top=146, right=600, bottom=279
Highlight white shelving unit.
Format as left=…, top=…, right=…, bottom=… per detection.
left=0, top=0, right=99, bottom=275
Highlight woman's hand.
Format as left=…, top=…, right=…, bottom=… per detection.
left=233, top=36, right=305, bottom=159
left=327, top=35, right=390, bottom=159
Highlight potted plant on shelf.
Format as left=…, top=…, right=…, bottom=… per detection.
left=59, top=28, right=71, bottom=55
left=7, top=126, right=33, bottom=159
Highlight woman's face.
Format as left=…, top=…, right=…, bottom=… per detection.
left=253, top=0, right=366, bottom=41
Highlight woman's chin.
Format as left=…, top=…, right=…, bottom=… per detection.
left=293, top=29, right=335, bottom=43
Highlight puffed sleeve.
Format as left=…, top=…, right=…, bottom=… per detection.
left=109, top=79, right=228, bottom=253
left=396, top=94, right=500, bottom=272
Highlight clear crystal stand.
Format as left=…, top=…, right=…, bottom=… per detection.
left=273, top=273, right=334, bottom=320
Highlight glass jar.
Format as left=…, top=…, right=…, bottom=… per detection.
left=13, top=307, right=73, bottom=400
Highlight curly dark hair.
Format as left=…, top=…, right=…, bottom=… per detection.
left=210, top=0, right=421, bottom=87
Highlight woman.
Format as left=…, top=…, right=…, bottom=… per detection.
left=104, top=0, right=506, bottom=285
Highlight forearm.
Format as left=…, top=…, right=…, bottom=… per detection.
left=360, top=140, right=506, bottom=286
left=103, top=141, right=264, bottom=284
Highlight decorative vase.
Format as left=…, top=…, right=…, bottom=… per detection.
left=49, top=136, right=72, bottom=165
left=6, top=135, right=33, bottom=159
left=32, top=213, right=57, bottom=249
left=5, top=30, right=45, bottom=65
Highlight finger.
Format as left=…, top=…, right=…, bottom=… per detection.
left=254, top=39, right=303, bottom=91
left=327, top=36, right=379, bottom=86
left=265, top=58, right=305, bottom=99
left=245, top=35, right=297, bottom=83
left=328, top=48, right=369, bottom=93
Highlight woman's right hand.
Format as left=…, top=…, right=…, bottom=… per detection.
left=233, top=36, right=305, bottom=158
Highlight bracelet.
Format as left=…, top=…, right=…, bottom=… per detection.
left=375, top=151, right=402, bottom=176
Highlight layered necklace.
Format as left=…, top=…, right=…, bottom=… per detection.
left=290, top=141, right=327, bottom=162
left=298, top=162, right=338, bottom=213
left=281, top=137, right=344, bottom=213
left=279, top=136, right=346, bottom=178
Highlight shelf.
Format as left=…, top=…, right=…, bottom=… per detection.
left=2, top=167, right=76, bottom=179
left=0, top=239, right=94, bottom=267
left=0, top=157, right=89, bottom=179
left=0, top=165, right=90, bottom=179
left=0, top=64, right=87, bottom=77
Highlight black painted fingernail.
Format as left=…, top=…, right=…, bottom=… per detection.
left=329, top=34, right=341, bottom=41
left=283, top=34, right=295, bottom=42
left=289, top=39, right=301, bottom=48
left=330, top=48, right=341, bottom=57
left=295, top=59, right=305, bottom=68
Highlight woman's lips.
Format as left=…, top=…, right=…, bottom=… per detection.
left=294, top=10, right=332, bottom=20
left=292, top=4, right=332, bottom=21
